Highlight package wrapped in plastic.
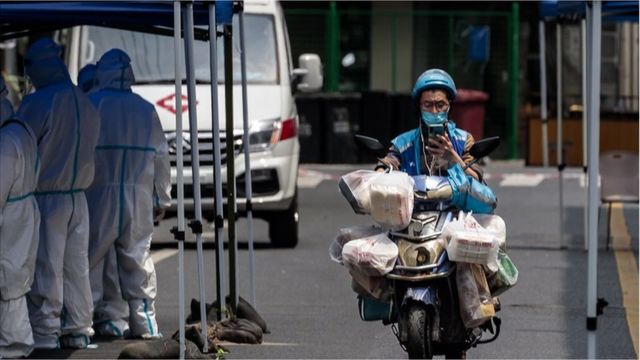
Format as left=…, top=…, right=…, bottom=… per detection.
left=456, top=262, right=495, bottom=329
left=349, top=269, right=393, bottom=302
left=474, top=214, right=507, bottom=251
left=369, top=171, right=414, bottom=231
left=338, top=170, right=380, bottom=214
left=485, top=250, right=518, bottom=296
left=329, top=225, right=384, bottom=264
left=443, top=212, right=499, bottom=271
left=342, top=232, right=399, bottom=276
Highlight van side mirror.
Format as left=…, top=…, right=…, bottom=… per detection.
left=293, top=53, right=323, bottom=93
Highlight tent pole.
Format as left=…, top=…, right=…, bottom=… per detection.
left=223, top=22, right=239, bottom=314
left=208, top=0, right=227, bottom=322
left=539, top=20, right=549, bottom=168
left=172, top=1, right=185, bottom=358
left=582, top=18, right=589, bottom=251
left=184, top=2, right=209, bottom=352
left=556, top=22, right=566, bottom=249
left=586, top=0, right=601, bottom=333
left=238, top=9, right=256, bottom=309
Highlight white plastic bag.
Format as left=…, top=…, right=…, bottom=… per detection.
left=474, top=214, right=507, bottom=251
left=369, top=171, right=414, bottom=231
left=338, top=170, right=380, bottom=214
left=329, top=225, right=384, bottom=264
left=342, top=233, right=399, bottom=276
left=443, top=212, right=499, bottom=271
left=456, top=262, right=495, bottom=329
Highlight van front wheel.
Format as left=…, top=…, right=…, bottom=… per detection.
left=268, top=192, right=299, bottom=248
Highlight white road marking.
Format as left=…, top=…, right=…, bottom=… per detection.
left=151, top=249, right=178, bottom=264
left=219, top=341, right=299, bottom=346
left=499, top=173, right=545, bottom=187
left=297, top=167, right=593, bottom=189
left=297, top=169, right=338, bottom=188
left=297, top=176, right=325, bottom=188
left=578, top=173, right=601, bottom=188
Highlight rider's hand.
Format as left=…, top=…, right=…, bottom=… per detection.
left=427, top=134, right=464, bottom=168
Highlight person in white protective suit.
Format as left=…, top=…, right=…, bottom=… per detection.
left=0, top=77, right=40, bottom=358
left=86, top=48, right=171, bottom=339
left=19, top=37, right=100, bottom=349
left=77, top=64, right=98, bottom=93
left=77, top=62, right=131, bottom=338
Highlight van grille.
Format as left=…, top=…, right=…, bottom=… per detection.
left=168, top=131, right=243, bottom=167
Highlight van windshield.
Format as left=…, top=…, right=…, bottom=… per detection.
left=85, top=14, right=278, bottom=84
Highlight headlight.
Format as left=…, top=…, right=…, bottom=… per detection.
left=248, top=119, right=278, bottom=152
left=248, top=117, right=296, bottom=152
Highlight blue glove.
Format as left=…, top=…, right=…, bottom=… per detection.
left=447, top=163, right=497, bottom=214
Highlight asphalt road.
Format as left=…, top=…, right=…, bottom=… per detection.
left=29, top=161, right=639, bottom=359
left=151, top=162, right=637, bottom=359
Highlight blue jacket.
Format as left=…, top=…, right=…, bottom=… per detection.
left=390, top=121, right=469, bottom=176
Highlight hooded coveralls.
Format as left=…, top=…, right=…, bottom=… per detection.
left=18, top=38, right=100, bottom=349
left=0, top=80, right=40, bottom=358
left=86, top=49, right=171, bottom=338
left=76, top=62, right=129, bottom=337
left=77, top=64, right=98, bottom=93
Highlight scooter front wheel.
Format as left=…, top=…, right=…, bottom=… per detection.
left=406, top=302, right=433, bottom=359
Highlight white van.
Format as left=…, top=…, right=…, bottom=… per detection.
left=64, top=0, right=322, bottom=248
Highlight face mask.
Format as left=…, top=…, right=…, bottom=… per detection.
left=421, top=110, right=447, bottom=127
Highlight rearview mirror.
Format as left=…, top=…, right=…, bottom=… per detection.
left=354, top=134, right=387, bottom=158
left=463, top=136, right=500, bottom=171
left=294, top=54, right=323, bottom=93
left=469, top=136, right=501, bottom=159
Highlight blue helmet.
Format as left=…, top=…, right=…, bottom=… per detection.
left=411, top=69, right=457, bottom=102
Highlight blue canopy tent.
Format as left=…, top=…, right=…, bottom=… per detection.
left=0, top=1, right=215, bottom=40
left=1, top=2, right=254, bottom=357
left=537, top=1, right=638, bottom=356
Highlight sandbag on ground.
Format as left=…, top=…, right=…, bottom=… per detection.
left=187, top=296, right=269, bottom=334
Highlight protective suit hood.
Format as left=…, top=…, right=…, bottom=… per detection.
left=25, top=38, right=70, bottom=89
left=96, top=49, right=135, bottom=91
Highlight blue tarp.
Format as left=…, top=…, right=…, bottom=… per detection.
left=539, top=0, right=639, bottom=22
left=0, top=1, right=216, bottom=40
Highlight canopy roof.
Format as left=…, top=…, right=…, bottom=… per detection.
left=0, top=1, right=219, bottom=41
left=539, top=0, right=639, bottom=22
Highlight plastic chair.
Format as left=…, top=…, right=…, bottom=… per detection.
left=599, top=151, right=639, bottom=250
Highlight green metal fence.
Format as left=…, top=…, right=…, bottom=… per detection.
left=285, top=3, right=519, bottom=159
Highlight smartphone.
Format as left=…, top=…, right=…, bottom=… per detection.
left=428, top=124, right=445, bottom=137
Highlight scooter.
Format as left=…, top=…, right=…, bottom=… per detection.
left=352, top=134, right=502, bottom=359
